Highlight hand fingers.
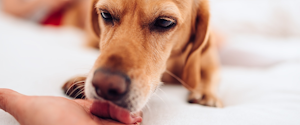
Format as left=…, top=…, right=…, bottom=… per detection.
left=74, top=99, right=93, bottom=112
left=0, top=89, right=26, bottom=117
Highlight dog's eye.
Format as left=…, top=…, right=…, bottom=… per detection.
left=101, top=12, right=113, bottom=21
left=155, top=18, right=175, bottom=28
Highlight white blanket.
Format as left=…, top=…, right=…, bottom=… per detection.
left=1, top=1, right=300, bottom=124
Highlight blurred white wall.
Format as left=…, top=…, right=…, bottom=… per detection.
left=210, top=0, right=300, bottom=38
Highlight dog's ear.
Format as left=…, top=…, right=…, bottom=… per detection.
left=181, top=0, right=210, bottom=90
left=88, top=0, right=100, bottom=38
left=189, top=0, right=210, bottom=52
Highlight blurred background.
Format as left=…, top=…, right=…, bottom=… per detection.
left=210, top=0, right=300, bottom=67
left=0, top=0, right=300, bottom=125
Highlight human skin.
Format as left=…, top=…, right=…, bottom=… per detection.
left=0, top=89, right=138, bottom=125
left=2, top=0, right=72, bottom=18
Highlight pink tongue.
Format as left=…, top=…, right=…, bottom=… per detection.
left=90, top=100, right=142, bottom=124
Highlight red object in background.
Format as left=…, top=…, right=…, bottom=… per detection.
left=41, top=8, right=65, bottom=26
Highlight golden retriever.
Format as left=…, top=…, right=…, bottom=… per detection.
left=63, top=0, right=222, bottom=123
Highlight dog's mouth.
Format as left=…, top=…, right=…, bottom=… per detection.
left=90, top=99, right=142, bottom=124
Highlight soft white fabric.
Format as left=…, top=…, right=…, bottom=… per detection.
left=1, top=0, right=300, bottom=124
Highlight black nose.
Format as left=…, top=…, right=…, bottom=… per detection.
left=92, top=68, right=130, bottom=101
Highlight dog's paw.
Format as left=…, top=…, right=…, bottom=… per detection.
left=62, top=77, right=86, bottom=99
left=188, top=91, right=223, bottom=108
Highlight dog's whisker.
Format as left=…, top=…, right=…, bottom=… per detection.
left=65, top=83, right=83, bottom=96
left=65, top=81, right=85, bottom=95
left=74, top=89, right=85, bottom=99
left=73, top=81, right=85, bottom=86
left=153, top=92, right=168, bottom=108
left=145, top=104, right=152, bottom=114
left=81, top=95, right=86, bottom=99
left=165, top=70, right=195, bottom=92
left=156, top=88, right=172, bottom=111
left=71, top=77, right=85, bottom=86
left=68, top=85, right=85, bottom=97
left=157, top=88, right=168, bottom=98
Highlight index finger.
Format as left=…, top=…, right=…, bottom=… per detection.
left=0, top=89, right=26, bottom=116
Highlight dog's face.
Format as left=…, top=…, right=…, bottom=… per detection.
left=85, top=0, right=209, bottom=112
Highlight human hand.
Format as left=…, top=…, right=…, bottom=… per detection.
left=0, top=89, right=141, bottom=125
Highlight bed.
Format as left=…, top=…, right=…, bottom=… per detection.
left=1, top=0, right=300, bottom=124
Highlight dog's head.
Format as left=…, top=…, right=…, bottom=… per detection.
left=85, top=0, right=210, bottom=112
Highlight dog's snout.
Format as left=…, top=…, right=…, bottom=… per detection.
left=92, top=68, right=130, bottom=101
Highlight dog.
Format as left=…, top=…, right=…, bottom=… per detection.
left=63, top=0, right=222, bottom=120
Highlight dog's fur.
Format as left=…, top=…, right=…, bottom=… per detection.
left=63, top=0, right=222, bottom=112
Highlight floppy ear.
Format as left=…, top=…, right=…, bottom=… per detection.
left=85, top=0, right=100, bottom=48
left=181, top=0, right=210, bottom=91
left=88, top=0, right=100, bottom=38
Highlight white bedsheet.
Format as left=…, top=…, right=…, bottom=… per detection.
left=1, top=1, right=300, bottom=124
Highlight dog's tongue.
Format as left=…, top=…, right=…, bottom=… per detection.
left=90, top=100, right=142, bottom=124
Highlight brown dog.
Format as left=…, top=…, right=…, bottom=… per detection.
left=63, top=0, right=222, bottom=118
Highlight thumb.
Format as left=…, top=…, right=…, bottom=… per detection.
left=0, top=89, right=26, bottom=117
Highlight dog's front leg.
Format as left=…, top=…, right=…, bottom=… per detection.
left=62, top=76, right=86, bottom=99
left=199, top=47, right=223, bottom=108
left=182, top=41, right=222, bottom=108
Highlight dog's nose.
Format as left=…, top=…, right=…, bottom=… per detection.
left=92, top=68, right=130, bottom=101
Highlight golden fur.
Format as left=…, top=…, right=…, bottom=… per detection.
left=63, top=0, right=222, bottom=112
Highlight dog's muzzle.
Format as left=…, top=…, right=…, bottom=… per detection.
left=92, top=68, right=131, bottom=104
